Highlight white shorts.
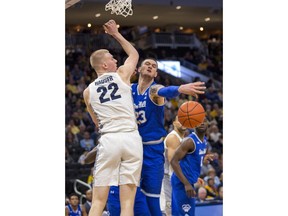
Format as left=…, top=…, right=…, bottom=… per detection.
left=93, top=130, right=143, bottom=187
left=160, top=173, right=172, bottom=216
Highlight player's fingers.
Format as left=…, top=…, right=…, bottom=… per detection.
left=193, top=90, right=205, bottom=94
left=195, top=86, right=206, bottom=90
left=192, top=86, right=206, bottom=91
left=193, top=81, right=205, bottom=85
left=103, top=25, right=108, bottom=30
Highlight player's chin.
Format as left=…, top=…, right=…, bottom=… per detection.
left=195, top=126, right=206, bottom=133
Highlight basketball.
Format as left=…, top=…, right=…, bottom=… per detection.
left=177, top=101, right=206, bottom=128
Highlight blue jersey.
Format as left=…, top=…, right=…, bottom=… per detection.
left=131, top=82, right=167, bottom=142
left=171, top=132, right=207, bottom=216
left=67, top=204, right=82, bottom=216
left=171, top=132, right=207, bottom=187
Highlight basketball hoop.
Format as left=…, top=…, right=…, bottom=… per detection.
left=105, top=0, right=133, bottom=17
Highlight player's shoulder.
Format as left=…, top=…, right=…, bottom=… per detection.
left=167, top=132, right=178, bottom=140
left=166, top=133, right=181, bottom=146
left=150, top=83, right=164, bottom=90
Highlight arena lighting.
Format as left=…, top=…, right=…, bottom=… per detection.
left=176, top=6, right=181, bottom=10
left=95, top=13, right=101, bottom=17
left=87, top=23, right=92, bottom=28
left=153, top=16, right=159, bottom=20
left=157, top=60, right=181, bottom=78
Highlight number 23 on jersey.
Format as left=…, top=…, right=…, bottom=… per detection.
left=135, top=110, right=147, bottom=124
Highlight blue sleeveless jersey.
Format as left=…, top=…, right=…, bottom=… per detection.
left=171, top=132, right=207, bottom=187
left=131, top=82, right=167, bottom=142
left=67, top=204, right=82, bottom=216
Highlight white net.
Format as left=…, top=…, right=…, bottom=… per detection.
left=105, top=0, right=133, bottom=17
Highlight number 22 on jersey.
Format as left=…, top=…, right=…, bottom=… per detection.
left=97, top=83, right=121, bottom=103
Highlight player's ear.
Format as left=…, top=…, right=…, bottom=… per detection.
left=136, top=66, right=141, bottom=73
left=102, top=62, right=108, bottom=69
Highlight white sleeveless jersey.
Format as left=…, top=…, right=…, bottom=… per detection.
left=164, top=130, right=183, bottom=176
left=88, top=72, right=138, bottom=134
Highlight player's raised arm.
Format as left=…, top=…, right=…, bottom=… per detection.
left=170, top=137, right=196, bottom=198
left=103, top=19, right=139, bottom=84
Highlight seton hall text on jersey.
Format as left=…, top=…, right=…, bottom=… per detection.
left=94, top=76, right=114, bottom=85
left=134, top=100, right=146, bottom=109
left=199, top=148, right=207, bottom=155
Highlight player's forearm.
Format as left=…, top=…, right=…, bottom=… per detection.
left=84, top=147, right=97, bottom=164
left=90, top=113, right=99, bottom=126
left=157, top=86, right=180, bottom=99
left=171, top=160, right=190, bottom=186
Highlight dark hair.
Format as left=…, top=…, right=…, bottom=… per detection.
left=68, top=193, right=79, bottom=199
left=140, top=58, right=158, bottom=67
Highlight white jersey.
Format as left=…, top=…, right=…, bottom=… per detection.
left=164, top=130, right=183, bottom=176
left=89, top=72, right=137, bottom=134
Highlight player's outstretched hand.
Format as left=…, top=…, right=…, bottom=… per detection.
left=103, top=19, right=118, bottom=35
left=204, top=153, right=215, bottom=163
left=178, top=81, right=206, bottom=98
left=184, top=183, right=196, bottom=198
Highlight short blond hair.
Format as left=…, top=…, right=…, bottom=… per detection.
left=90, top=49, right=109, bottom=71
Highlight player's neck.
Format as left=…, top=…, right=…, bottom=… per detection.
left=96, top=70, right=113, bottom=77
left=138, top=77, right=154, bottom=94
left=195, top=132, right=205, bottom=141
left=71, top=205, right=78, bottom=211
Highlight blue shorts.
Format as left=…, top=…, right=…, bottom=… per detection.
left=141, top=142, right=164, bottom=197
left=107, top=186, right=150, bottom=216
left=171, top=176, right=196, bottom=216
